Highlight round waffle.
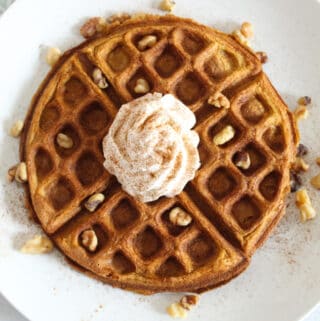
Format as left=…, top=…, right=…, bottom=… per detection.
left=20, top=14, right=299, bottom=294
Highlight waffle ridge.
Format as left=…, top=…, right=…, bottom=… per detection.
left=20, top=14, right=298, bottom=294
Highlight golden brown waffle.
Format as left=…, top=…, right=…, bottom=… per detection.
left=20, top=14, right=299, bottom=294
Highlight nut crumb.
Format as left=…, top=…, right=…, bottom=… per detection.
left=180, top=294, right=199, bottom=310
left=316, top=157, right=320, bottom=166
left=296, top=189, right=316, bottom=222
left=292, top=157, right=309, bottom=173
left=159, top=0, right=176, bottom=12
left=294, top=104, right=309, bottom=121
left=169, top=207, right=192, bottom=227
left=213, top=125, right=235, bottom=146
left=56, top=133, right=73, bottom=149
left=134, top=78, right=150, bottom=94
left=256, top=51, right=268, bottom=63
left=311, top=174, right=320, bottom=190
left=137, top=35, right=157, bottom=51
left=80, top=17, right=106, bottom=38
left=240, top=22, right=254, bottom=38
left=80, top=229, right=98, bottom=252
left=167, top=302, right=188, bottom=319
left=234, top=151, right=251, bottom=170
left=208, top=92, right=230, bottom=109
left=85, top=193, right=105, bottom=212
left=15, top=162, right=27, bottom=183
left=297, top=96, right=311, bottom=106
left=20, top=235, right=53, bottom=254
left=46, top=47, right=62, bottom=66
left=10, top=120, right=24, bottom=137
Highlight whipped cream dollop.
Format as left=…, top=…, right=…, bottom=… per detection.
left=102, top=93, right=200, bottom=202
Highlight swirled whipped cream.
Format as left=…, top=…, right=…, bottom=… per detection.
left=102, top=93, right=200, bottom=202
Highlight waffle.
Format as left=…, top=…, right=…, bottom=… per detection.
left=20, top=14, right=299, bottom=294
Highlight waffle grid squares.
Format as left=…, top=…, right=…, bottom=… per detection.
left=22, top=15, right=297, bottom=293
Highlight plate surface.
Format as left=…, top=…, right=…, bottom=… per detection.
left=1, top=0, right=320, bottom=320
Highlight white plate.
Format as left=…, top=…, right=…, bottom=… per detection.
left=1, top=0, right=320, bottom=320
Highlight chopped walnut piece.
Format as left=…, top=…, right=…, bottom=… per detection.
left=234, top=151, right=251, bottom=170
left=159, top=0, right=176, bottom=12
left=167, top=302, right=188, bottom=319
left=85, top=193, right=105, bottom=212
left=80, top=229, right=98, bottom=252
left=208, top=92, right=230, bottom=109
left=179, top=294, right=199, bottom=310
left=316, top=157, right=320, bottom=166
left=240, top=22, right=254, bottom=38
left=92, top=68, right=109, bottom=89
left=80, top=17, right=106, bottom=39
left=290, top=172, right=302, bottom=193
left=296, top=189, right=316, bottom=222
left=56, top=133, right=73, bottom=149
left=137, top=35, right=157, bottom=51
left=297, top=96, right=311, bottom=106
left=213, top=125, right=235, bottom=146
left=256, top=51, right=268, bottom=64
left=7, top=164, right=18, bottom=183
left=46, top=47, right=62, bottom=66
left=20, top=235, right=53, bottom=254
left=297, top=143, right=309, bottom=157
left=232, top=30, right=250, bottom=46
left=10, top=120, right=24, bottom=137
left=311, top=174, right=320, bottom=190
left=167, top=294, right=199, bottom=319
left=169, top=207, right=192, bottom=227
left=294, top=104, right=309, bottom=121
left=15, top=162, right=27, bottom=183
left=134, top=78, right=150, bottom=94
left=292, top=157, right=309, bottom=173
